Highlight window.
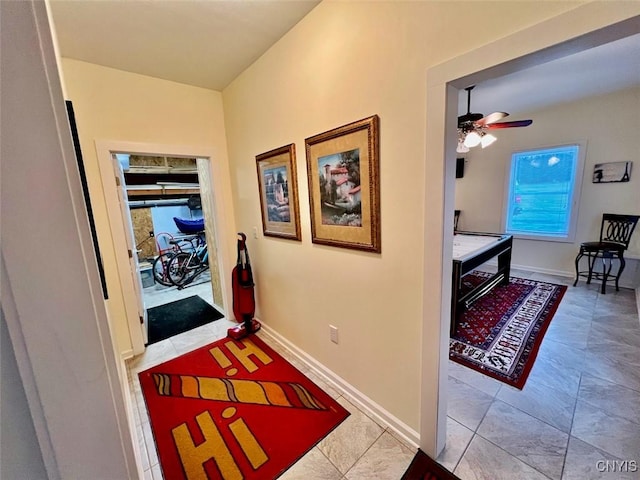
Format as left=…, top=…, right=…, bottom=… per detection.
left=504, top=143, right=584, bottom=241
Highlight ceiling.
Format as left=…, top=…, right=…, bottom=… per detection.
left=459, top=32, right=640, bottom=119
left=49, top=0, right=320, bottom=91
left=50, top=2, right=639, bottom=110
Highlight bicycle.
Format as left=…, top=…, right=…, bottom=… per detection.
left=151, top=233, right=203, bottom=287
left=167, top=239, right=209, bottom=289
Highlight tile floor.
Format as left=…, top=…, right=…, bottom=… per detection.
left=126, top=269, right=640, bottom=479
left=446, top=269, right=640, bottom=480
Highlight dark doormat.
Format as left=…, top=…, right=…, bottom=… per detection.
left=147, top=295, right=224, bottom=345
left=401, top=449, right=461, bottom=480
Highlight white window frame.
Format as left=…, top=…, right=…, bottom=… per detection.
left=502, top=141, right=586, bottom=243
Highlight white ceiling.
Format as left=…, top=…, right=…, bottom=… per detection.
left=49, top=0, right=320, bottom=91
left=49, top=1, right=639, bottom=110
left=459, top=33, right=640, bottom=119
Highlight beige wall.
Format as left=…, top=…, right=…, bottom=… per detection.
left=62, top=59, right=231, bottom=354
left=456, top=87, right=640, bottom=285
left=221, top=1, right=586, bottom=432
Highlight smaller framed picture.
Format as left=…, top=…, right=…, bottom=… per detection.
left=256, top=144, right=302, bottom=241
left=592, top=161, right=632, bottom=183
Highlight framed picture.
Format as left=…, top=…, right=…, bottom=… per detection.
left=305, top=115, right=380, bottom=253
left=256, top=143, right=301, bottom=241
left=592, top=161, right=632, bottom=183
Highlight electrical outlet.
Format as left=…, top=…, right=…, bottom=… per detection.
left=329, top=325, right=339, bottom=344
left=253, top=226, right=258, bottom=239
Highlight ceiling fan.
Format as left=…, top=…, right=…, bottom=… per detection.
left=457, top=85, right=533, bottom=152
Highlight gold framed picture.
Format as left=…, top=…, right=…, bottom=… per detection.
left=256, top=143, right=302, bottom=241
left=305, top=115, right=380, bottom=253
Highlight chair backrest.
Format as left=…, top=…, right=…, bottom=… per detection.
left=600, top=214, right=640, bottom=249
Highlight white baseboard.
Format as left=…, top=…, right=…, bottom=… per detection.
left=486, top=260, right=638, bottom=290
left=517, top=263, right=638, bottom=290
left=258, top=321, right=420, bottom=449
left=510, top=262, right=573, bottom=279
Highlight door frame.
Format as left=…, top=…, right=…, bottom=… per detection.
left=111, top=156, right=148, bottom=344
left=421, top=8, right=640, bottom=457
left=96, top=140, right=235, bottom=355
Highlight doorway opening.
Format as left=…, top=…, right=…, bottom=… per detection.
left=420, top=13, right=638, bottom=457
left=97, top=139, right=233, bottom=355
left=113, top=153, right=225, bottom=345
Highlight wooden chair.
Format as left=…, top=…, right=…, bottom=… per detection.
left=573, top=213, right=639, bottom=293
left=454, top=210, right=461, bottom=233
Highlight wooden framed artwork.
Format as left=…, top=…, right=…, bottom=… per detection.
left=256, top=143, right=301, bottom=241
left=305, top=115, right=380, bottom=253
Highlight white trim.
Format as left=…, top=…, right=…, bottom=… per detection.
left=1, top=254, right=60, bottom=479
left=258, top=322, right=420, bottom=449
left=480, top=259, right=573, bottom=280
left=511, top=262, right=572, bottom=280
left=121, top=349, right=135, bottom=361
left=95, top=140, right=236, bottom=356
left=95, top=143, right=145, bottom=355
left=485, top=257, right=639, bottom=290
left=426, top=6, right=640, bottom=459
left=118, top=356, right=145, bottom=479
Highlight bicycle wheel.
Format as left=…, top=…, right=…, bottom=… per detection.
left=152, top=252, right=176, bottom=286
left=168, top=252, right=200, bottom=287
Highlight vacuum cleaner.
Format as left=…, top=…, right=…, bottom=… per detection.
left=227, top=232, right=261, bottom=340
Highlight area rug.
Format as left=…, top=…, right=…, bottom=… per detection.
left=139, top=335, right=350, bottom=479
left=449, top=272, right=567, bottom=389
left=147, top=295, right=224, bottom=345
left=401, top=450, right=461, bottom=480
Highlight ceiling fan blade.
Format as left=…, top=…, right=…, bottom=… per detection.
left=475, top=111, right=508, bottom=127
left=486, top=119, right=533, bottom=129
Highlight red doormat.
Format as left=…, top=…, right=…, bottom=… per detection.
left=139, top=335, right=349, bottom=479
left=449, top=272, right=566, bottom=389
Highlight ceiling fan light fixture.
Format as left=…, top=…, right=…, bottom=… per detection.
left=463, top=130, right=481, bottom=148
left=481, top=133, right=497, bottom=148
left=457, top=86, right=532, bottom=152
left=456, top=138, right=470, bottom=153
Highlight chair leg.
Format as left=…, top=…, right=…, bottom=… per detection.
left=615, top=255, right=626, bottom=292
left=587, top=253, right=597, bottom=284
left=601, top=256, right=612, bottom=294
left=573, top=251, right=584, bottom=287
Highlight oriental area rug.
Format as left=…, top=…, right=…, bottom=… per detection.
left=139, top=335, right=349, bottom=480
left=449, top=272, right=566, bottom=389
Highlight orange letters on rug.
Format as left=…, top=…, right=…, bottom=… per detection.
left=139, top=335, right=349, bottom=479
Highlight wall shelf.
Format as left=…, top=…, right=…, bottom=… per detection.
left=125, top=165, right=198, bottom=175
left=126, top=185, right=199, bottom=197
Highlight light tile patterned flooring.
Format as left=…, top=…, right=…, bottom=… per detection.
left=127, top=270, right=640, bottom=479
